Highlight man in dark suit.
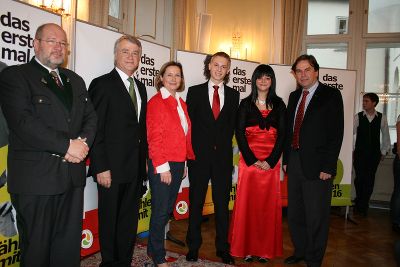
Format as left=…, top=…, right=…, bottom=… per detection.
left=88, top=35, right=147, bottom=267
left=282, top=55, right=344, bottom=267
left=185, top=52, right=239, bottom=264
left=0, top=23, right=97, bottom=267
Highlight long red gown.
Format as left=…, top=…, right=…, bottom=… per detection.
left=229, top=109, right=283, bottom=259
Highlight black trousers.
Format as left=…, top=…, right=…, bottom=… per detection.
left=186, top=158, right=232, bottom=253
left=11, top=186, right=84, bottom=267
left=287, top=150, right=332, bottom=267
left=97, top=179, right=141, bottom=267
left=353, top=151, right=381, bottom=214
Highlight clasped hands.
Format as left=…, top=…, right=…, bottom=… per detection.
left=254, top=160, right=270, bottom=171
left=64, top=138, right=89, bottom=163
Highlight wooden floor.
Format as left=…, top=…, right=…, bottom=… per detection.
left=139, top=207, right=398, bottom=267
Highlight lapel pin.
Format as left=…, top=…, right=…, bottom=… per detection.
left=41, top=78, right=47, bottom=84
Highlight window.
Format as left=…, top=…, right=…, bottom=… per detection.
left=108, top=0, right=123, bottom=31
left=305, top=0, right=400, bottom=146
left=367, top=0, right=400, bottom=33
left=109, top=0, right=120, bottom=18
left=365, top=43, right=400, bottom=142
left=307, top=0, right=349, bottom=35
left=307, top=43, right=348, bottom=69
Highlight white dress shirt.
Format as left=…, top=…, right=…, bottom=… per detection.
left=116, top=67, right=142, bottom=121
left=208, top=80, right=225, bottom=110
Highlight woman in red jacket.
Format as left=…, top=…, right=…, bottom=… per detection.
left=146, top=61, right=195, bottom=266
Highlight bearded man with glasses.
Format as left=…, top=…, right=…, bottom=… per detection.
left=0, top=23, right=97, bottom=267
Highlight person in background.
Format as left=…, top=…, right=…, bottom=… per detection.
left=391, top=114, right=400, bottom=232
left=0, top=61, right=17, bottom=239
left=283, top=54, right=344, bottom=267
left=0, top=23, right=97, bottom=266
left=146, top=61, right=195, bottom=266
left=229, top=64, right=285, bottom=263
left=353, top=92, right=390, bottom=216
left=185, top=52, right=239, bottom=265
left=88, top=35, right=148, bottom=267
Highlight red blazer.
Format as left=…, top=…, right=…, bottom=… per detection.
left=147, top=91, right=195, bottom=170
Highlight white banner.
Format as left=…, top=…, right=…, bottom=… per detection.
left=0, top=0, right=61, bottom=66
left=75, top=20, right=170, bottom=99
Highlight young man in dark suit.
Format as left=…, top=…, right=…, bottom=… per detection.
left=88, top=35, right=148, bottom=267
left=0, top=23, right=97, bottom=267
left=283, top=54, right=344, bottom=267
left=185, top=52, right=239, bottom=264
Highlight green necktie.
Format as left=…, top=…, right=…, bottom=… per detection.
left=127, top=77, right=138, bottom=116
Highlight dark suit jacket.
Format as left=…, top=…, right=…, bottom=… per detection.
left=0, top=58, right=97, bottom=195
left=186, top=82, right=239, bottom=169
left=236, top=97, right=286, bottom=168
left=283, top=82, right=344, bottom=180
left=88, top=69, right=147, bottom=184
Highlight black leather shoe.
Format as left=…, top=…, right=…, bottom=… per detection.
left=186, top=250, right=198, bottom=262
left=216, top=251, right=235, bottom=264
left=284, top=255, right=304, bottom=264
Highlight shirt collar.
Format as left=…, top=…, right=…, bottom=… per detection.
left=303, top=81, right=319, bottom=95
left=208, top=80, right=224, bottom=90
left=115, top=67, right=134, bottom=82
left=363, top=110, right=378, bottom=117
left=35, top=57, right=59, bottom=74
left=160, top=87, right=181, bottom=101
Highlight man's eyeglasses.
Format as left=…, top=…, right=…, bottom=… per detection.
left=37, top=39, right=68, bottom=48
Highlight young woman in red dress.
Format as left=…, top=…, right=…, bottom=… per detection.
left=229, top=64, right=286, bottom=263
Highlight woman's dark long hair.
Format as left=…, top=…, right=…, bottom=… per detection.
left=249, top=64, right=280, bottom=108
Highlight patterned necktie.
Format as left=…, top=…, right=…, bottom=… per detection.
left=127, top=77, right=138, bottom=116
left=292, top=90, right=309, bottom=149
left=212, top=85, right=220, bottom=119
left=50, top=71, right=63, bottom=89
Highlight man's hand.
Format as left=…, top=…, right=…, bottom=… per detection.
left=97, top=170, right=112, bottom=188
left=66, top=138, right=88, bottom=162
left=319, top=172, right=332, bottom=180
left=64, top=153, right=81, bottom=163
left=160, top=171, right=172, bottom=185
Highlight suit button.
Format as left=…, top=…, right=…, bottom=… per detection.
left=67, top=118, right=71, bottom=123
left=214, top=146, right=217, bottom=150
left=62, top=159, right=66, bottom=162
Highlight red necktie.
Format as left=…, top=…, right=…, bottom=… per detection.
left=292, top=90, right=309, bottom=149
left=212, top=85, right=220, bottom=119
left=50, top=71, right=63, bottom=89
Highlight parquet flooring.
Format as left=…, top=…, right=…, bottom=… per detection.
left=143, top=207, right=398, bottom=267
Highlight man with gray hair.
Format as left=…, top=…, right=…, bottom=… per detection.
left=88, top=35, right=148, bottom=267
